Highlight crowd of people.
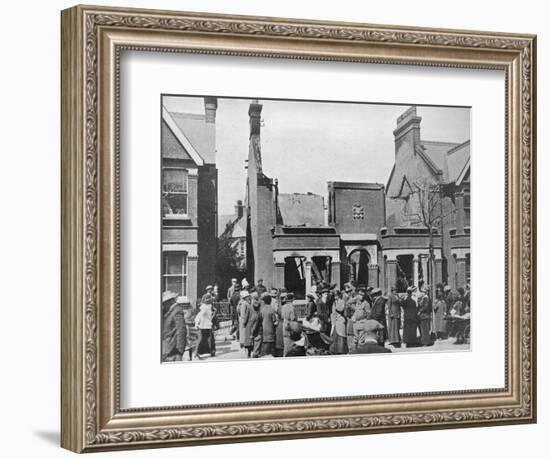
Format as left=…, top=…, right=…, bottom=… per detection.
left=161, top=277, right=471, bottom=362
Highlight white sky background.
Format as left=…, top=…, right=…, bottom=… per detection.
left=162, top=96, right=470, bottom=215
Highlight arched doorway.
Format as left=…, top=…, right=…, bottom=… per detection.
left=347, top=248, right=370, bottom=287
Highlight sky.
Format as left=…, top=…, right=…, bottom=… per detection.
left=162, top=95, right=470, bottom=216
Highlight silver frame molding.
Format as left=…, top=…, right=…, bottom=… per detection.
left=61, top=4, right=536, bottom=453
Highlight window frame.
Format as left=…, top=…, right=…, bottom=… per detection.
left=162, top=166, right=189, bottom=219
left=162, top=251, right=188, bottom=297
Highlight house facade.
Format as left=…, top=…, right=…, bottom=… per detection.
left=245, top=101, right=470, bottom=296
left=161, top=97, right=218, bottom=305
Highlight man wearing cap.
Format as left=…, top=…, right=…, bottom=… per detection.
left=259, top=294, right=278, bottom=357
left=370, top=288, right=388, bottom=343
left=352, top=288, right=372, bottom=322
left=227, top=278, right=238, bottom=301
left=255, top=278, right=267, bottom=296
left=387, top=286, right=403, bottom=348
left=271, top=288, right=285, bottom=357
left=281, top=292, right=298, bottom=356
left=194, top=295, right=215, bottom=358
left=350, top=319, right=392, bottom=354
left=237, top=290, right=252, bottom=349
left=162, top=292, right=187, bottom=361
left=201, top=285, right=214, bottom=304
left=402, top=286, right=420, bottom=347
left=417, top=286, right=433, bottom=346
left=229, top=283, right=242, bottom=340
left=285, top=322, right=307, bottom=357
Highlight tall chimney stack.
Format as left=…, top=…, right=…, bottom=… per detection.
left=204, top=97, right=217, bottom=123
left=393, top=106, right=422, bottom=154
left=235, top=200, right=244, bottom=219
left=248, top=100, right=263, bottom=172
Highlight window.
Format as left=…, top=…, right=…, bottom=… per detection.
left=162, top=168, right=188, bottom=216
left=464, top=191, right=470, bottom=227
left=163, top=252, right=188, bottom=296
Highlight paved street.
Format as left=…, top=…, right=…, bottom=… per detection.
left=187, top=331, right=470, bottom=362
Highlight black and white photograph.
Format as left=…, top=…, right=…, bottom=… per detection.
left=160, top=95, right=471, bottom=362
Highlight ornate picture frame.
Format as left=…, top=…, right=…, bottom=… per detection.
left=61, top=4, right=536, bottom=453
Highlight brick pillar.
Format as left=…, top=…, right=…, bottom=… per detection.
left=455, top=192, right=465, bottom=235
left=274, top=262, right=285, bottom=290
left=386, top=260, right=397, bottom=291
left=187, top=256, right=198, bottom=309
left=368, top=265, right=379, bottom=288
left=456, top=257, right=467, bottom=289
left=331, top=261, right=341, bottom=289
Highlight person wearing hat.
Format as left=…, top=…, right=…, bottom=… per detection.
left=350, top=319, right=392, bottom=354
left=352, top=288, right=372, bottom=322
left=244, top=291, right=262, bottom=358
left=162, top=292, right=188, bottom=361
left=268, top=288, right=284, bottom=357
left=229, top=283, right=242, bottom=340
left=258, top=294, right=278, bottom=357
left=255, top=278, right=267, bottom=296
left=227, top=278, right=238, bottom=301
left=329, top=292, right=348, bottom=355
left=402, top=286, right=420, bottom=347
left=370, top=288, right=388, bottom=344
left=237, top=290, right=252, bottom=349
left=201, top=285, right=214, bottom=304
left=417, top=285, right=433, bottom=346
left=387, top=286, right=403, bottom=348
left=285, top=321, right=307, bottom=357
left=281, top=292, right=298, bottom=356
left=194, top=295, right=214, bottom=358
left=433, top=283, right=447, bottom=340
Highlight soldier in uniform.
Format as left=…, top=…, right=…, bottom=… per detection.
left=370, top=288, right=388, bottom=343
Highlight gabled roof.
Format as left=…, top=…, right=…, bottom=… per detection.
left=417, top=139, right=470, bottom=184
left=162, top=107, right=205, bottom=166
left=170, top=111, right=216, bottom=164
left=445, top=140, right=470, bottom=184
left=161, top=120, right=193, bottom=161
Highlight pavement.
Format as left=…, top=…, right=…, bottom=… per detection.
left=189, top=331, right=470, bottom=361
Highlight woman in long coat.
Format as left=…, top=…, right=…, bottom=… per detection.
left=330, top=297, right=348, bottom=355
left=402, top=287, right=419, bottom=347
left=387, top=286, right=402, bottom=347
left=433, top=287, right=447, bottom=339
left=237, top=291, right=251, bottom=349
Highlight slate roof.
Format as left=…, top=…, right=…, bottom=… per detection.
left=170, top=112, right=216, bottom=164
left=417, top=139, right=470, bottom=184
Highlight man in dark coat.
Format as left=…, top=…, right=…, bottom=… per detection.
left=259, top=294, right=278, bottom=356
left=162, top=293, right=187, bottom=361
left=229, top=284, right=241, bottom=339
left=387, top=286, right=402, bottom=348
left=255, top=278, right=267, bottom=296
left=370, top=288, right=387, bottom=343
left=417, top=287, right=433, bottom=346
left=402, top=286, right=420, bottom=347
